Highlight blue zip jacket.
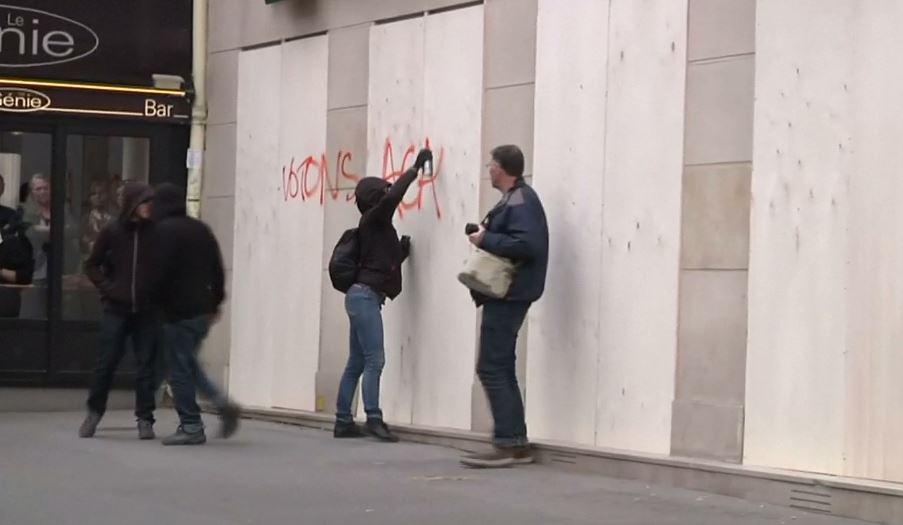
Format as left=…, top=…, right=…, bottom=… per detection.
left=473, top=179, right=549, bottom=305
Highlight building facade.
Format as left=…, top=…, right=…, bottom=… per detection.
left=202, top=0, right=903, bottom=487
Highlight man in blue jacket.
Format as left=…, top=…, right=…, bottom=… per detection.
left=461, top=145, right=549, bottom=468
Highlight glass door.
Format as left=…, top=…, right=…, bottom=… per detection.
left=0, top=129, right=53, bottom=381
left=0, top=117, right=187, bottom=386
left=52, top=131, right=152, bottom=383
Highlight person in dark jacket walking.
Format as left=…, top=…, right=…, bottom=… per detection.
left=151, top=183, right=239, bottom=446
left=460, top=145, right=549, bottom=468
left=332, top=148, right=432, bottom=442
left=79, top=182, right=159, bottom=440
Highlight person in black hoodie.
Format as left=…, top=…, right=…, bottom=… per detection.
left=151, top=183, right=239, bottom=446
left=79, top=181, right=159, bottom=440
left=333, top=147, right=432, bottom=442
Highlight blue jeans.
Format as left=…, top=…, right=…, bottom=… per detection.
left=87, top=311, right=159, bottom=422
left=336, top=284, right=386, bottom=423
left=477, top=300, right=531, bottom=448
left=164, top=316, right=228, bottom=434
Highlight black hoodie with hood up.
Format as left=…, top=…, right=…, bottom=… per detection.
left=84, top=182, right=156, bottom=314
left=353, top=167, right=418, bottom=299
left=151, top=183, right=225, bottom=322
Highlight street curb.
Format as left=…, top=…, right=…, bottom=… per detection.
left=232, top=405, right=903, bottom=525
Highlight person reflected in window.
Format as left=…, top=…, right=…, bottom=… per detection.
left=0, top=175, right=34, bottom=318
left=0, top=213, right=34, bottom=286
left=80, top=180, right=116, bottom=257
left=0, top=173, right=34, bottom=291
left=108, top=174, right=124, bottom=217
left=23, top=174, right=52, bottom=285
left=0, top=174, right=15, bottom=228
left=23, top=173, right=80, bottom=283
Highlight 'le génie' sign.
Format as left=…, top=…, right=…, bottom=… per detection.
left=0, top=83, right=191, bottom=123
left=0, top=5, right=99, bottom=67
left=0, top=1, right=191, bottom=86
left=0, top=87, right=50, bottom=110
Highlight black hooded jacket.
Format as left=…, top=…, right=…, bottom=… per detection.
left=151, top=184, right=225, bottom=322
left=84, top=182, right=156, bottom=314
left=0, top=208, right=34, bottom=285
left=354, top=168, right=418, bottom=299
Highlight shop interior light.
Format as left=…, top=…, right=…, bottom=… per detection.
left=152, top=74, right=185, bottom=90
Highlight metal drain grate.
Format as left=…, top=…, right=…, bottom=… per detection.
left=789, top=488, right=832, bottom=514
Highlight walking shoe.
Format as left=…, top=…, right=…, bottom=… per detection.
left=333, top=420, right=365, bottom=438
left=137, top=420, right=155, bottom=440
left=161, top=427, right=206, bottom=446
left=460, top=446, right=534, bottom=468
left=78, top=411, right=102, bottom=438
left=218, top=404, right=241, bottom=439
left=365, top=419, right=399, bottom=442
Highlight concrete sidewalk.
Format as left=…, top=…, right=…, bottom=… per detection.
left=0, top=410, right=875, bottom=525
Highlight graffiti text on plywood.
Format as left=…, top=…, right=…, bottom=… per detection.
left=281, top=137, right=444, bottom=220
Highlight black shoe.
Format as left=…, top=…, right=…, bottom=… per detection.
left=161, top=427, right=206, bottom=446
left=137, top=420, right=155, bottom=440
left=460, top=446, right=534, bottom=468
left=78, top=411, right=102, bottom=438
left=218, top=404, right=241, bottom=439
left=333, top=420, right=365, bottom=438
left=365, top=419, right=399, bottom=442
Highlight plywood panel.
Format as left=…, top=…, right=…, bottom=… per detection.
left=365, top=7, right=483, bottom=428
left=413, top=5, right=483, bottom=429
left=231, top=37, right=329, bottom=412
left=745, top=0, right=854, bottom=476
left=268, top=36, right=329, bottom=411
left=595, top=0, right=687, bottom=454
left=747, top=1, right=903, bottom=483
left=365, top=17, right=424, bottom=424
left=231, top=44, right=282, bottom=408
left=844, top=3, right=903, bottom=483
left=527, top=0, right=608, bottom=446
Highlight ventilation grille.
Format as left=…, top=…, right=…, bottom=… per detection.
left=789, top=488, right=832, bottom=514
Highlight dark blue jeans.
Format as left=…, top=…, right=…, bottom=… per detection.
left=87, top=310, right=159, bottom=422
left=164, top=316, right=227, bottom=434
left=336, top=284, right=386, bottom=423
left=477, top=300, right=531, bottom=448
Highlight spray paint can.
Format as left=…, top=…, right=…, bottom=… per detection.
left=423, top=159, right=432, bottom=176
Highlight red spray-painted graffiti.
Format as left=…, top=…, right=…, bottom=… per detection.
left=281, top=151, right=358, bottom=205
left=281, top=138, right=444, bottom=219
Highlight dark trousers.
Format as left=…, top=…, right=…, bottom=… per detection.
left=87, top=310, right=159, bottom=422
left=164, top=315, right=227, bottom=434
left=477, top=300, right=531, bottom=448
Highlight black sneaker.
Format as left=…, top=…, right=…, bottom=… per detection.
left=161, top=427, right=207, bottom=446
left=137, top=420, right=155, bottom=440
left=365, top=419, right=399, bottom=442
left=460, top=446, right=534, bottom=468
left=333, top=420, right=365, bottom=438
left=78, top=411, right=102, bottom=438
left=218, top=404, right=241, bottom=439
